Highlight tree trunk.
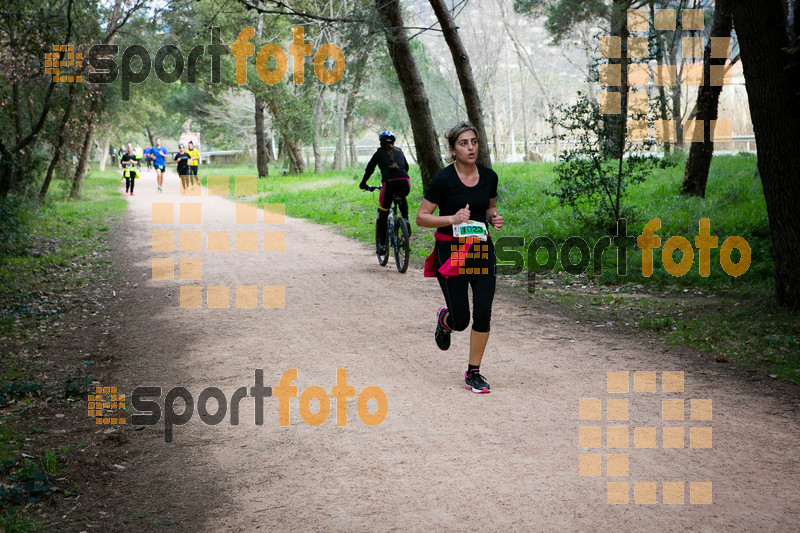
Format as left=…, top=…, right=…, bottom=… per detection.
left=253, top=12, right=268, bottom=179
left=40, top=149, right=64, bottom=204
left=331, top=131, right=340, bottom=170
left=681, top=0, right=733, bottom=197
left=267, top=136, right=276, bottom=164
left=70, top=96, right=100, bottom=199
left=668, top=29, right=683, bottom=149
left=608, top=0, right=629, bottom=160
left=146, top=127, right=154, bottom=147
left=40, top=85, right=78, bottom=203
left=517, top=53, right=530, bottom=159
left=12, top=83, right=23, bottom=145
left=348, top=120, right=357, bottom=167
left=255, top=95, right=269, bottom=178
left=98, top=136, right=109, bottom=171
left=266, top=99, right=304, bottom=174
left=285, top=139, right=304, bottom=174
left=6, top=82, right=24, bottom=195
left=375, top=0, right=442, bottom=192
left=491, top=97, right=501, bottom=161
left=731, top=0, right=800, bottom=308
left=429, top=0, right=492, bottom=168
left=652, top=1, right=671, bottom=155
left=277, top=138, right=285, bottom=165
left=0, top=142, right=12, bottom=198
left=313, top=86, right=326, bottom=173
left=337, top=93, right=347, bottom=170
left=581, top=26, right=596, bottom=104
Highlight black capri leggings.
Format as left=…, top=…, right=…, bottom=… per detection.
left=124, top=170, right=137, bottom=193
left=434, top=237, right=496, bottom=333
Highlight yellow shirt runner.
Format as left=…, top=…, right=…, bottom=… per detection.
left=187, top=148, right=200, bottom=167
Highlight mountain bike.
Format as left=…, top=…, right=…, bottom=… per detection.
left=366, top=186, right=410, bottom=273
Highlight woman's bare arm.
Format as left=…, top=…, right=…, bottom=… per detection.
left=486, top=198, right=504, bottom=230
left=416, top=198, right=470, bottom=228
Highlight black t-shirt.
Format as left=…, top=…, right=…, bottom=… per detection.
left=121, top=152, right=137, bottom=171
left=424, top=164, right=498, bottom=236
left=363, top=147, right=410, bottom=182
left=174, top=152, right=190, bottom=174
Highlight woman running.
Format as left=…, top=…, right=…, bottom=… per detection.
left=149, top=138, right=169, bottom=193
left=359, top=131, right=411, bottom=255
left=416, top=121, right=504, bottom=393
left=173, top=144, right=192, bottom=192
left=187, top=141, right=201, bottom=190
left=120, top=143, right=139, bottom=196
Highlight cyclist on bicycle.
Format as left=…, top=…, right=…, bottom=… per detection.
left=359, top=131, right=411, bottom=255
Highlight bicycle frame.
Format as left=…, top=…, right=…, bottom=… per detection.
left=367, top=184, right=410, bottom=273
left=387, top=201, right=399, bottom=249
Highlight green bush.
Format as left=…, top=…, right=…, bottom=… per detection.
left=0, top=197, right=34, bottom=259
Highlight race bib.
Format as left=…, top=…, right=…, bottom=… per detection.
left=452, top=220, right=488, bottom=241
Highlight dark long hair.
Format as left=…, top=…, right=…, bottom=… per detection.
left=380, top=139, right=399, bottom=168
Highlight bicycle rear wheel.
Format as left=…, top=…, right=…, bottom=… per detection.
left=376, top=219, right=389, bottom=267
left=393, top=217, right=410, bottom=273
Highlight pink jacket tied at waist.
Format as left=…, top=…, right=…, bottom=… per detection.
left=424, top=231, right=484, bottom=279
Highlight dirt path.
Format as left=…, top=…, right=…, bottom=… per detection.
left=101, top=169, right=800, bottom=531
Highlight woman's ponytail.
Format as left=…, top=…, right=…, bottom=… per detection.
left=382, top=140, right=399, bottom=169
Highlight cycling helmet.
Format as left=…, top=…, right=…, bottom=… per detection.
left=379, top=131, right=396, bottom=143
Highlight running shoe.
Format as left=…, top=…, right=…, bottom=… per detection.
left=158, top=187, right=162, bottom=192
left=434, top=306, right=451, bottom=350
left=130, top=192, right=134, bottom=196
left=464, top=370, right=491, bottom=393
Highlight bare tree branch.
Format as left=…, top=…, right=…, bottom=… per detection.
left=233, top=0, right=443, bottom=33
left=235, top=0, right=366, bottom=23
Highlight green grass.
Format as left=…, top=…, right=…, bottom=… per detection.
left=201, top=153, right=768, bottom=294
left=200, top=154, right=797, bottom=383
left=0, top=169, right=125, bottom=340
left=0, top=508, right=42, bottom=533
left=0, top=168, right=125, bottom=527
left=0, top=424, right=22, bottom=464
left=489, top=152, right=770, bottom=295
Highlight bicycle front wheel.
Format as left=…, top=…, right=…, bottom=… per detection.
left=376, top=220, right=389, bottom=267
left=393, top=218, right=410, bottom=273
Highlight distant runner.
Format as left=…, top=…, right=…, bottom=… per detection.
left=134, top=144, right=144, bottom=170
left=173, top=144, right=191, bottom=192
left=143, top=144, right=153, bottom=171
left=121, top=143, right=139, bottom=196
left=149, top=138, right=170, bottom=193
left=187, top=141, right=201, bottom=191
